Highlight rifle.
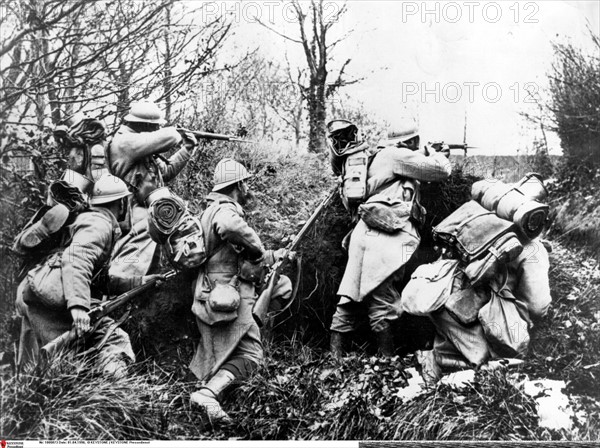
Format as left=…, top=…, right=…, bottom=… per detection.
left=252, top=188, right=337, bottom=327
left=427, top=141, right=478, bottom=155
left=41, top=270, right=177, bottom=358
left=177, top=127, right=256, bottom=144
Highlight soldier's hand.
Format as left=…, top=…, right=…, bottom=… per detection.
left=179, top=130, right=198, bottom=149
left=142, top=274, right=166, bottom=288
left=273, top=248, right=288, bottom=261
left=70, top=306, right=90, bottom=338
left=434, top=143, right=451, bottom=159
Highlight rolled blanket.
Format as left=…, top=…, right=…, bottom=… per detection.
left=148, top=194, right=186, bottom=243
left=49, top=180, right=89, bottom=213
left=471, top=173, right=549, bottom=240
left=512, top=202, right=550, bottom=240
left=54, top=119, right=107, bottom=175
left=69, top=118, right=106, bottom=145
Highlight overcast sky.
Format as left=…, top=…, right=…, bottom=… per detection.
left=222, top=0, right=599, bottom=155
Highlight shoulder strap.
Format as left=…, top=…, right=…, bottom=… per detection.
left=199, top=199, right=231, bottom=262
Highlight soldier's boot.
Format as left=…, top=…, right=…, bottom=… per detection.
left=375, top=327, right=395, bottom=357
left=329, top=331, right=348, bottom=359
left=416, top=349, right=441, bottom=386
left=190, top=369, right=236, bottom=424
left=19, top=203, right=70, bottom=249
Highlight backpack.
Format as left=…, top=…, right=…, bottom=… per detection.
left=333, top=142, right=372, bottom=212
left=433, top=200, right=523, bottom=286
left=162, top=212, right=207, bottom=271
left=160, top=198, right=226, bottom=271
left=327, top=120, right=372, bottom=212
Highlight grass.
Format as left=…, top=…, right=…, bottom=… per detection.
left=3, top=242, right=599, bottom=440
left=1, top=147, right=599, bottom=440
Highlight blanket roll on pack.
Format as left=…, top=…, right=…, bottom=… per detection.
left=147, top=187, right=187, bottom=243
left=471, top=173, right=549, bottom=240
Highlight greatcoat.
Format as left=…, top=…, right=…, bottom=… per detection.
left=16, top=207, right=135, bottom=367
left=337, top=147, right=452, bottom=302
left=189, top=192, right=291, bottom=380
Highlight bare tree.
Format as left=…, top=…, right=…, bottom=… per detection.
left=0, top=0, right=231, bottom=130
left=258, top=0, right=357, bottom=153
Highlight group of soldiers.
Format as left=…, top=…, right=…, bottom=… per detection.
left=11, top=100, right=552, bottom=425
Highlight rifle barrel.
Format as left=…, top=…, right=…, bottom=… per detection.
left=289, top=188, right=337, bottom=251
left=90, top=270, right=176, bottom=319
left=178, top=128, right=255, bottom=144
left=252, top=187, right=336, bottom=326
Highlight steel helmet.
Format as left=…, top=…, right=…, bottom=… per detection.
left=90, top=173, right=132, bottom=205
left=212, top=158, right=253, bottom=192
left=381, top=121, right=419, bottom=147
left=124, top=101, right=166, bottom=125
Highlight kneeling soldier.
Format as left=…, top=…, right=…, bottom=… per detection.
left=15, top=174, right=157, bottom=376
left=189, top=158, right=292, bottom=424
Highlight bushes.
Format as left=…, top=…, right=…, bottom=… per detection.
left=549, top=31, right=600, bottom=172
left=0, top=128, right=64, bottom=354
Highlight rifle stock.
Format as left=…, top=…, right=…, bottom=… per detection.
left=252, top=262, right=282, bottom=327
left=40, top=270, right=176, bottom=359
left=252, top=188, right=337, bottom=326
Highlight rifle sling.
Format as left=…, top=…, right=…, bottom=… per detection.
left=265, top=255, right=302, bottom=322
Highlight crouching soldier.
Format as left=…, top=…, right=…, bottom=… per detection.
left=411, top=174, right=553, bottom=381
left=428, top=239, right=551, bottom=378
left=189, top=158, right=292, bottom=424
left=15, top=174, right=157, bottom=376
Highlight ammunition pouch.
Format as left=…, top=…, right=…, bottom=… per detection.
left=239, top=259, right=267, bottom=285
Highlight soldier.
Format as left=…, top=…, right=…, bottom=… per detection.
left=329, top=122, right=452, bottom=357
left=424, top=238, right=551, bottom=380
left=189, top=158, right=292, bottom=424
left=107, top=101, right=197, bottom=278
left=15, top=174, right=159, bottom=376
